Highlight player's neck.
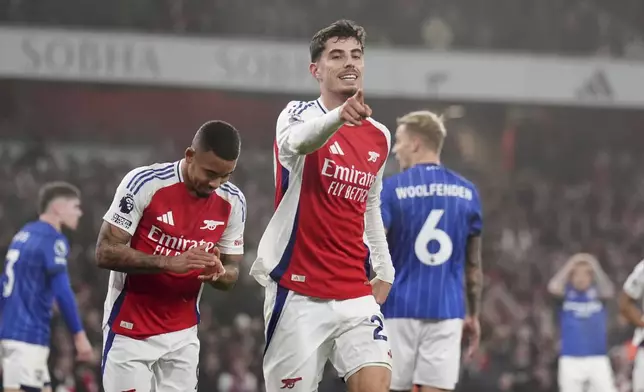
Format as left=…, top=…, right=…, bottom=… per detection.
left=413, top=151, right=441, bottom=166
left=320, top=92, right=349, bottom=111
left=39, top=214, right=62, bottom=232
left=179, top=159, right=199, bottom=198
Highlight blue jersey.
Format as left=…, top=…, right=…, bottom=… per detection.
left=380, top=163, right=482, bottom=320
left=0, top=221, right=71, bottom=346
left=559, top=285, right=607, bottom=357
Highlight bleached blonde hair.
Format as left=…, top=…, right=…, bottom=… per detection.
left=396, top=110, right=447, bottom=152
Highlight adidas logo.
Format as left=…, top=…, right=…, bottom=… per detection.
left=576, top=70, right=613, bottom=101
left=329, top=141, right=344, bottom=155
left=157, top=211, right=175, bottom=226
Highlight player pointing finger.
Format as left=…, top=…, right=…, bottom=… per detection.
left=340, top=89, right=372, bottom=125
left=253, top=20, right=394, bottom=392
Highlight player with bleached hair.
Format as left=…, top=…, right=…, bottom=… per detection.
left=379, top=110, right=483, bottom=392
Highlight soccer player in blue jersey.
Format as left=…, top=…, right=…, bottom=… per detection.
left=0, top=182, right=94, bottom=392
left=548, top=253, right=617, bottom=392
left=380, top=111, right=483, bottom=392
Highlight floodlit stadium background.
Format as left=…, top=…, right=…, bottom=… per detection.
left=2, top=1, right=644, bottom=391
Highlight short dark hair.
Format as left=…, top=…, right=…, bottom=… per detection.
left=310, top=19, right=366, bottom=62
left=193, top=120, right=241, bottom=161
left=38, top=182, right=81, bottom=214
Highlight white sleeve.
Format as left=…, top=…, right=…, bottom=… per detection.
left=217, top=190, right=246, bottom=255
left=276, top=101, right=344, bottom=162
left=102, top=167, right=154, bottom=236
left=364, top=165, right=395, bottom=284
left=624, top=260, right=644, bottom=300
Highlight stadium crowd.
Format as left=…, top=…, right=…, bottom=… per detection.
left=1, top=101, right=644, bottom=391
left=1, top=0, right=643, bottom=58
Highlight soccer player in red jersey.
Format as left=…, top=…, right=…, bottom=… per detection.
left=96, top=121, right=246, bottom=392
left=250, top=20, right=395, bottom=392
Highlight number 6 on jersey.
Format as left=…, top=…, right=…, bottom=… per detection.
left=414, top=209, right=453, bottom=266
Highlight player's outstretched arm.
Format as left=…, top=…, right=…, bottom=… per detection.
left=95, top=222, right=217, bottom=274
left=279, top=90, right=371, bottom=155
left=465, top=235, right=483, bottom=316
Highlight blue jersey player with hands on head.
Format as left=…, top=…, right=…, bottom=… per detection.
left=0, top=182, right=94, bottom=392
left=547, top=253, right=617, bottom=392
left=380, top=111, right=483, bottom=392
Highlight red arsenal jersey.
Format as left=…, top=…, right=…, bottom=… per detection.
left=251, top=99, right=391, bottom=299
left=102, top=160, right=245, bottom=339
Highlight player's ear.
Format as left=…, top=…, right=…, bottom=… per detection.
left=185, top=147, right=196, bottom=162
left=47, top=197, right=63, bottom=216
left=309, top=63, right=321, bottom=81
left=411, top=135, right=423, bottom=153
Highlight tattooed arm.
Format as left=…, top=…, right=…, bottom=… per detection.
left=465, top=235, right=483, bottom=316
left=95, top=222, right=215, bottom=274
left=95, top=222, right=167, bottom=274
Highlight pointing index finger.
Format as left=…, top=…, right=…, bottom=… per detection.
left=354, top=89, right=364, bottom=105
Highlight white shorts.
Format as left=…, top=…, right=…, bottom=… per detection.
left=102, top=325, right=200, bottom=392
left=385, top=318, right=463, bottom=390
left=558, top=355, right=617, bottom=392
left=633, top=349, right=644, bottom=392
left=262, top=282, right=392, bottom=392
left=0, top=340, right=51, bottom=389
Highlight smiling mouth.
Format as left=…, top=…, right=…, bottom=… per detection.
left=339, top=74, right=358, bottom=81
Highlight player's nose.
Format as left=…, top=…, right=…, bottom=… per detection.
left=208, top=178, right=222, bottom=189
left=344, top=62, right=359, bottom=71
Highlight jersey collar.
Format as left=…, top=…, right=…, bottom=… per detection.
left=315, top=98, right=328, bottom=114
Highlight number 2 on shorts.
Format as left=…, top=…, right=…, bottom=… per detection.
left=370, top=315, right=388, bottom=341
